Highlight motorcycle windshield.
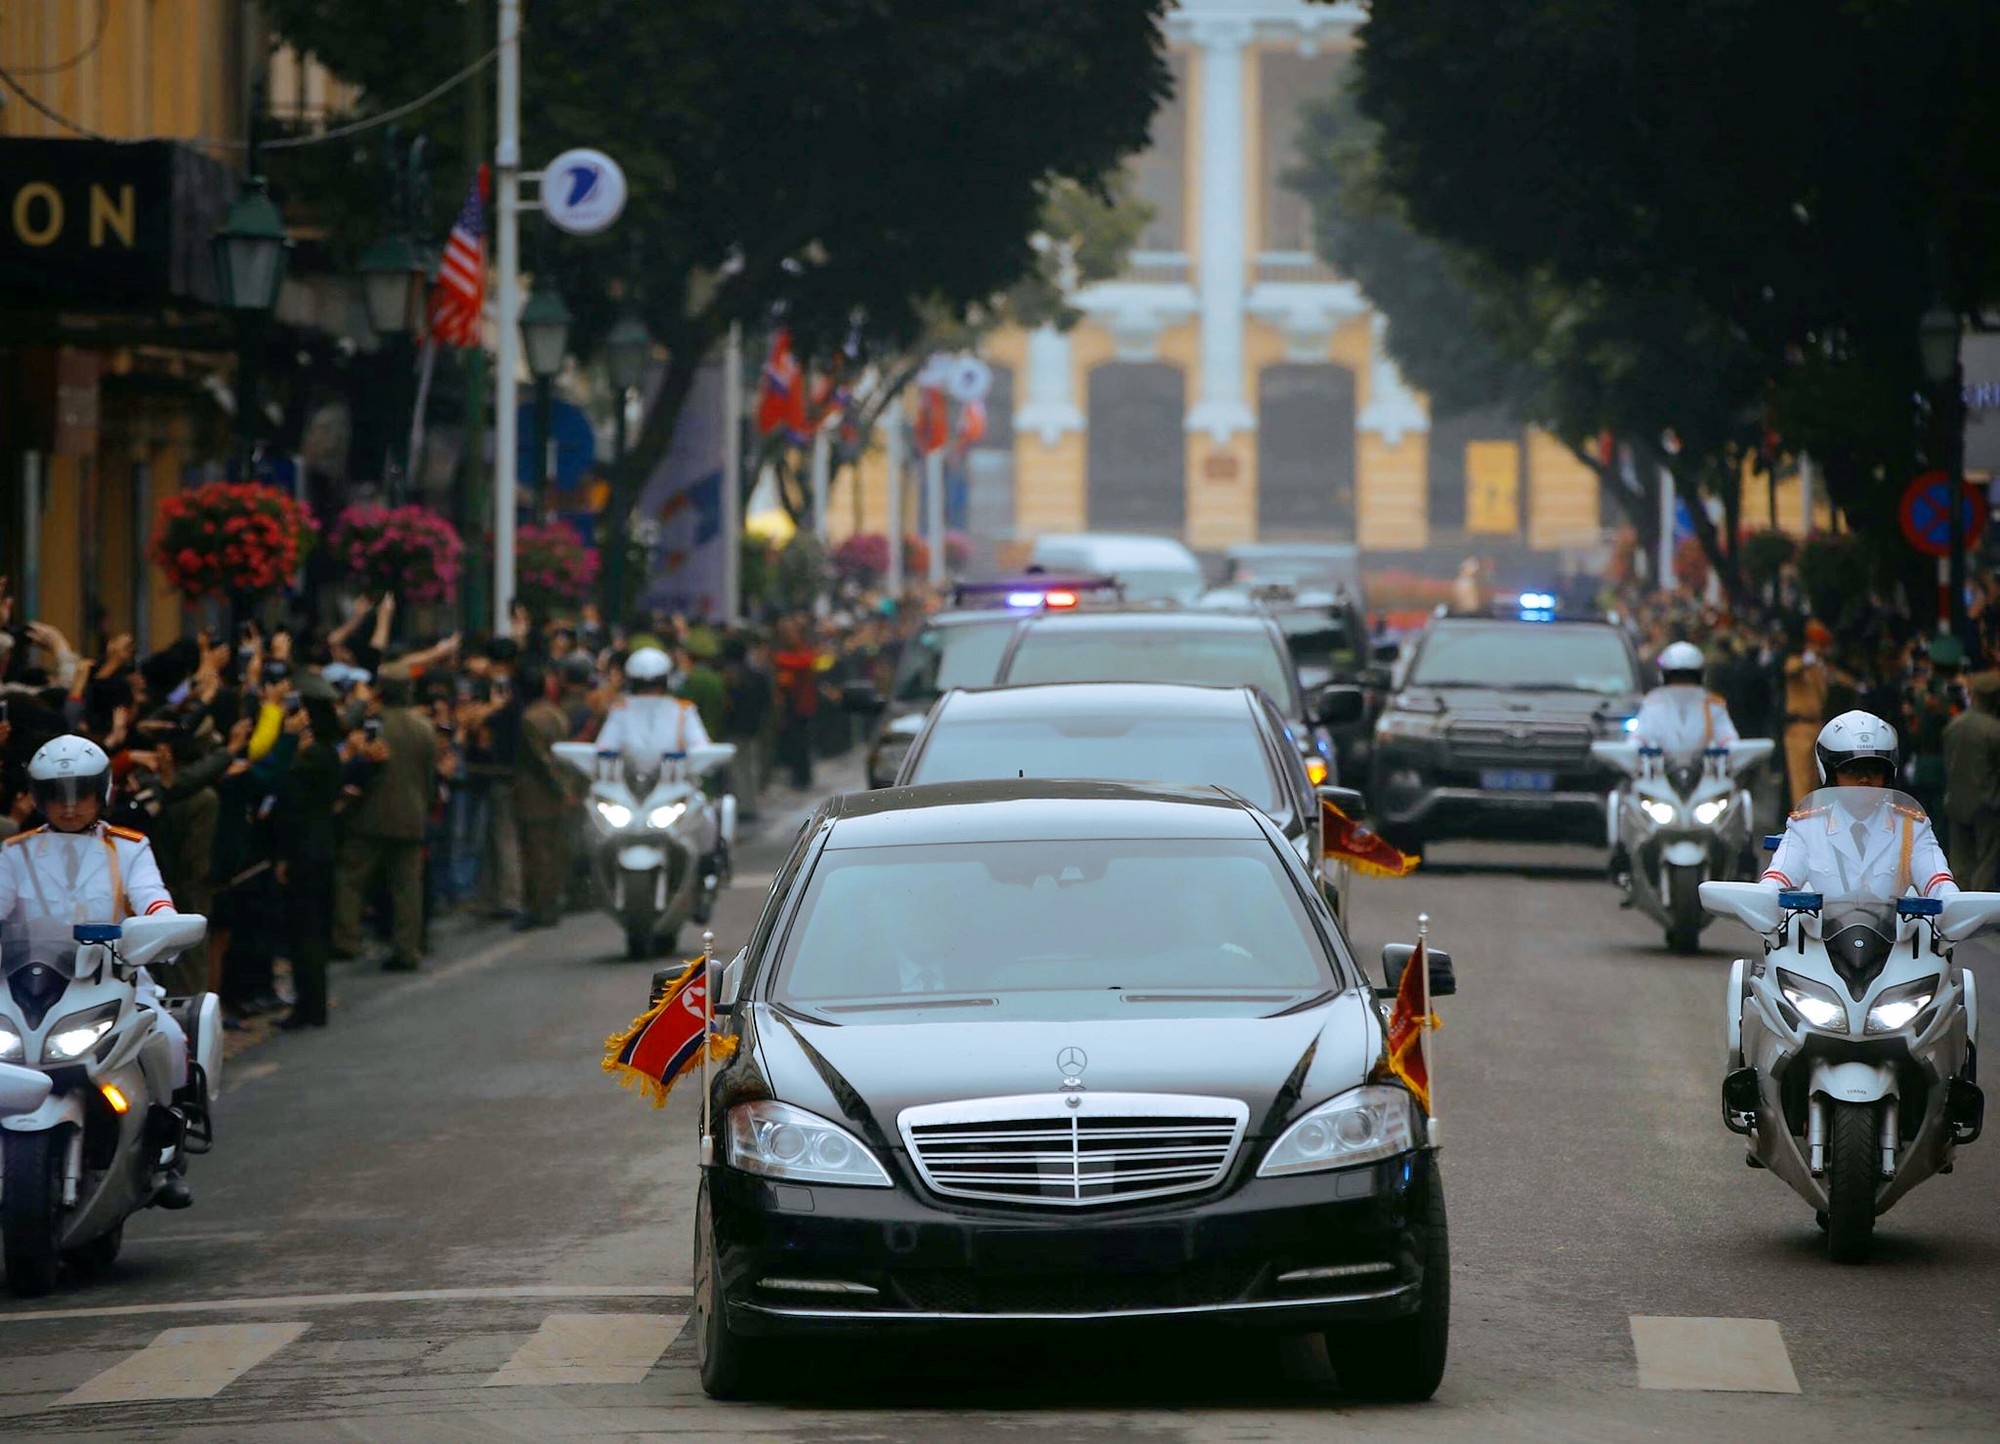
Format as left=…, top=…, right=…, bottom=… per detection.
left=1789, top=786, right=1932, bottom=907
left=0, top=919, right=85, bottom=980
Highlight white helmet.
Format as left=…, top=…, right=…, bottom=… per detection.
left=28, top=735, right=112, bottom=812
left=1656, top=640, right=1705, bottom=681
left=1815, top=710, right=1899, bottom=785
left=625, top=646, right=672, bottom=695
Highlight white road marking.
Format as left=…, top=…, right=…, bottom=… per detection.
left=1630, top=1315, right=1802, bottom=1393
left=57, top=1322, right=310, bottom=1406
left=483, top=1311, right=682, bottom=1387
left=225, top=1060, right=279, bottom=1095
left=0, top=1283, right=692, bottom=1325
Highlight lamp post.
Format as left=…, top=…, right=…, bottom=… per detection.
left=520, top=285, right=571, bottom=520
left=1920, top=305, right=1967, bottom=642
left=210, top=177, right=291, bottom=478
left=601, top=313, right=651, bottom=616
left=358, top=234, right=427, bottom=503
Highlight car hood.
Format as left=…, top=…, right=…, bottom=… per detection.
left=745, top=992, right=1382, bottom=1144
left=1398, top=685, right=1633, bottom=722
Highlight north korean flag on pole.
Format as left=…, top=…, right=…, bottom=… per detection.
left=602, top=959, right=737, bottom=1108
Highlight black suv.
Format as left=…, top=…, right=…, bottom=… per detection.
left=1369, top=610, right=1643, bottom=851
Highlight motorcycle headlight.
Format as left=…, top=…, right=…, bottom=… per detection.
left=1865, top=977, right=1938, bottom=1034
left=594, top=800, right=634, bottom=830
left=0, top=1019, right=21, bottom=1062
left=1639, top=798, right=1677, bottom=826
left=726, top=1101, right=892, bottom=1187
left=1777, top=969, right=1845, bottom=1030
left=1259, top=1084, right=1421, bottom=1177
left=646, top=802, right=688, bottom=830
left=1693, top=796, right=1731, bottom=826
left=42, top=1002, right=119, bottom=1062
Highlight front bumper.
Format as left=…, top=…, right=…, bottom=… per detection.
left=710, top=1149, right=1434, bottom=1333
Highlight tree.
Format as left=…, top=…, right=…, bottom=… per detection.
left=261, top=0, right=1172, bottom=545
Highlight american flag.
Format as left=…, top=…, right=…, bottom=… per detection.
left=428, top=166, right=488, bottom=348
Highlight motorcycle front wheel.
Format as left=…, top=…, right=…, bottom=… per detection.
left=1825, top=1100, right=1879, bottom=1264
left=1665, top=866, right=1704, bottom=955
left=2, top=1129, right=65, bottom=1297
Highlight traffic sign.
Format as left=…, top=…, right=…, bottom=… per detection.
left=1899, top=470, right=1986, bottom=558
left=541, top=148, right=627, bottom=235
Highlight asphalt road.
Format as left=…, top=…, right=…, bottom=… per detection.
left=2, top=806, right=1996, bottom=1441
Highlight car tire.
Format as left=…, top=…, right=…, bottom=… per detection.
left=1327, top=1158, right=1449, bottom=1401
left=693, top=1178, right=759, bottom=1400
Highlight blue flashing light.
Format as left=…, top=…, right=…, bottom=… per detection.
left=1897, top=896, right=1944, bottom=917
left=72, top=923, right=121, bottom=943
left=1778, top=891, right=1824, bottom=912
left=1622, top=716, right=1640, bottom=733
left=1518, top=591, right=1557, bottom=611
left=1005, top=590, right=1045, bottom=609
left=1763, top=834, right=1784, bottom=852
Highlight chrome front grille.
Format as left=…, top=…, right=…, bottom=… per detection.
left=899, top=1093, right=1247, bottom=1207
left=1443, top=718, right=1592, bottom=769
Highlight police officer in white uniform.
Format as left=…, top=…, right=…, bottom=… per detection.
left=1762, top=711, right=1959, bottom=902
left=1634, top=641, right=1741, bottom=755
left=595, top=646, right=712, bottom=764
left=0, top=736, right=197, bottom=1206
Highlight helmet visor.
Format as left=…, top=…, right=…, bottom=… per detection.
left=30, top=770, right=106, bottom=809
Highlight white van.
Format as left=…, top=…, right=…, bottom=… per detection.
left=1028, top=532, right=1204, bottom=603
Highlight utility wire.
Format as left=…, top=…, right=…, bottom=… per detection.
left=6, top=0, right=108, bottom=77
left=0, top=61, right=110, bottom=140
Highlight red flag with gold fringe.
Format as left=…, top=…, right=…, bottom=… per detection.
left=1321, top=798, right=1420, bottom=878
left=1383, top=935, right=1439, bottom=1113
left=602, top=962, right=738, bottom=1107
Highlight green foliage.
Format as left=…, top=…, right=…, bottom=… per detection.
left=1796, top=533, right=1878, bottom=626
left=1739, top=530, right=1798, bottom=591
left=1001, top=174, right=1156, bottom=332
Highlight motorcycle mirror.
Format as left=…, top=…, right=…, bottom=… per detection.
left=0, top=1061, right=51, bottom=1115
left=116, top=912, right=209, bottom=972
left=1698, top=881, right=1782, bottom=935
left=1936, top=891, right=2000, bottom=943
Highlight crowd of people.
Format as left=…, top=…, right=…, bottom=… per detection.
left=0, top=578, right=928, bottom=1032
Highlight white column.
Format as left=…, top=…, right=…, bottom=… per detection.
left=884, top=396, right=905, bottom=597
left=925, top=449, right=946, bottom=585
left=1186, top=21, right=1255, bottom=441
left=1016, top=322, right=1084, bottom=445
left=491, top=0, right=521, bottom=633
left=721, top=323, right=742, bottom=623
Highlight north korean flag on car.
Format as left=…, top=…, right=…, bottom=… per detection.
left=1384, top=936, right=1438, bottom=1114
left=602, top=962, right=737, bottom=1107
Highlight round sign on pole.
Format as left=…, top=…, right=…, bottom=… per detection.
left=944, top=355, right=993, bottom=404
left=541, top=148, right=627, bottom=236
left=1899, top=470, right=1987, bottom=559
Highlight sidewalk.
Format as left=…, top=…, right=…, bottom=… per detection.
left=218, top=750, right=871, bottom=1065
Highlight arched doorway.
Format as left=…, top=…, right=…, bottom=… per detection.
left=1086, top=362, right=1185, bottom=535
left=1257, top=363, right=1356, bottom=539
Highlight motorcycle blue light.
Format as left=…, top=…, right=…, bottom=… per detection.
left=1005, top=591, right=1045, bottom=609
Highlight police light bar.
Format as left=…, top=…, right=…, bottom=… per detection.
left=1517, top=592, right=1557, bottom=611
left=954, top=575, right=1121, bottom=610
left=1897, top=897, right=1944, bottom=917
left=1778, top=891, right=1824, bottom=912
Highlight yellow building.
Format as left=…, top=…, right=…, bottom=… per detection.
left=966, top=0, right=1602, bottom=571
left=0, top=3, right=352, bottom=652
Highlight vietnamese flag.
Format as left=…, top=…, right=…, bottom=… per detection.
left=1385, top=936, right=1437, bottom=1114
left=602, top=962, right=736, bottom=1107
left=1321, top=798, right=1419, bottom=878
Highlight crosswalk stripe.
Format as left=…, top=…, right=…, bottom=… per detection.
left=57, top=1322, right=311, bottom=1406
left=484, top=1311, right=682, bottom=1387
left=1630, top=1316, right=1801, bottom=1393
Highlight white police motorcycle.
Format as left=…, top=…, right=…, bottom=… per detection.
left=1703, top=788, right=1990, bottom=1262
left=0, top=913, right=219, bottom=1294
left=556, top=742, right=737, bottom=961
left=1593, top=737, right=1773, bottom=953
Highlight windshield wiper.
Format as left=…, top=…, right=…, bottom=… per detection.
left=1118, top=990, right=1305, bottom=1003
left=810, top=995, right=999, bottom=1014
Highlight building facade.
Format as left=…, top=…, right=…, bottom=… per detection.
left=976, top=0, right=1606, bottom=569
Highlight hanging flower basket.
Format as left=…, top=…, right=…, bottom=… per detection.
left=329, top=503, right=465, bottom=605
left=516, top=519, right=600, bottom=615
left=151, top=481, right=317, bottom=601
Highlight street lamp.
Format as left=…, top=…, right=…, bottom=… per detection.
left=211, top=176, right=291, bottom=476
left=358, top=235, right=429, bottom=503
left=520, top=286, right=571, bottom=518
left=1920, top=305, right=1969, bottom=644
left=601, top=312, right=653, bottom=614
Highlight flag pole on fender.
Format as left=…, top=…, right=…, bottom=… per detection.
left=699, top=929, right=717, bottom=1167
left=1418, top=912, right=1437, bottom=1148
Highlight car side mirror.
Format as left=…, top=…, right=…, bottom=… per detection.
left=1372, top=640, right=1401, bottom=665
left=842, top=680, right=885, bottom=715
left=1316, top=784, right=1365, bottom=815
left=1315, top=683, right=1366, bottom=728
left=1378, top=943, right=1455, bottom=998
left=715, top=948, right=748, bottom=1008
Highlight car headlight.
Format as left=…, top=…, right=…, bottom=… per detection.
left=1778, top=969, right=1845, bottom=1030
left=0, top=1019, right=21, bottom=1062
left=726, top=1100, right=893, bottom=1187
left=1639, top=798, right=1677, bottom=826
left=1692, top=796, right=1731, bottom=825
left=1258, top=1083, right=1421, bottom=1177
left=1866, top=977, right=1938, bottom=1034
left=42, top=1002, right=119, bottom=1062
left=594, top=800, right=634, bottom=830
left=646, top=802, right=688, bottom=830
left=1375, top=712, right=1436, bottom=742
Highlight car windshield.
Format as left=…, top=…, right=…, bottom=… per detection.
left=1409, top=624, right=1635, bottom=695
left=1004, top=627, right=1297, bottom=710
left=774, top=838, right=1329, bottom=1017
left=906, top=711, right=1282, bottom=812
left=1116, top=568, right=1204, bottom=603
left=892, top=620, right=1016, bottom=703
left=1230, top=554, right=1356, bottom=590
left=1789, top=787, right=1934, bottom=906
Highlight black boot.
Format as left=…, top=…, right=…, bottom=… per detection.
left=153, top=1169, right=193, bottom=1209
